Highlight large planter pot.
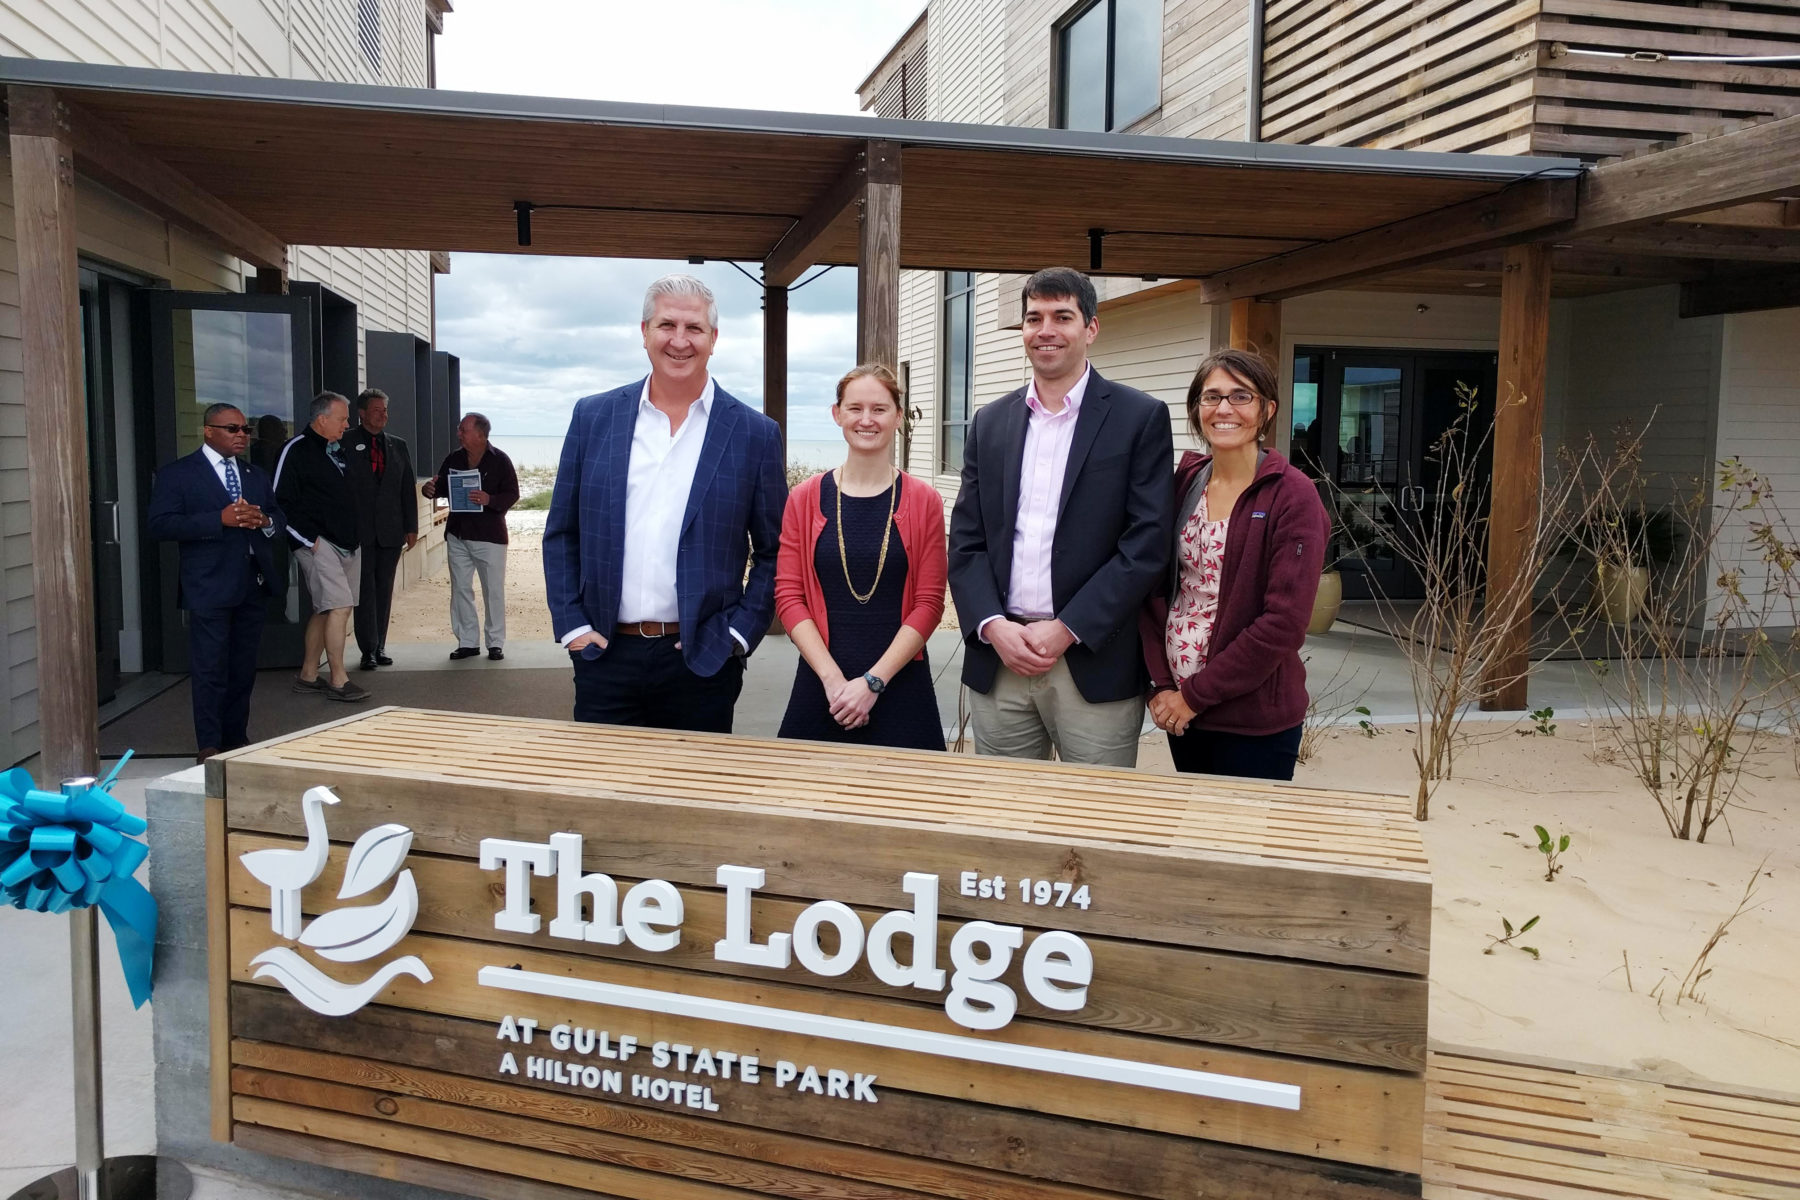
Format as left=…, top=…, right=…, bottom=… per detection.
left=1308, top=569, right=1344, bottom=635
left=1594, top=562, right=1649, bottom=625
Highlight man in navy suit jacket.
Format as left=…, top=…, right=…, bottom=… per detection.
left=148, top=403, right=286, bottom=759
left=543, top=274, right=786, bottom=732
left=948, top=268, right=1174, bottom=768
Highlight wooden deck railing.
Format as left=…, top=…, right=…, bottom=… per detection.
left=1260, top=0, right=1800, bottom=163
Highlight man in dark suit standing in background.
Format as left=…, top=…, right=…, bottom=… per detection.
left=948, top=267, right=1174, bottom=768
left=147, top=403, right=286, bottom=760
left=543, top=274, right=787, bottom=732
left=346, top=388, right=418, bottom=671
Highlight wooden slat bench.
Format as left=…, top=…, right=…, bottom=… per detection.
left=1424, top=1050, right=1800, bottom=1199
left=206, top=707, right=1435, bottom=1199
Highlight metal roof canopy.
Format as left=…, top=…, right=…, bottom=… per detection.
left=0, top=57, right=1586, bottom=282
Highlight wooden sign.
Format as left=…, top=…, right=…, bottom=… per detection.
left=206, top=708, right=1431, bottom=1200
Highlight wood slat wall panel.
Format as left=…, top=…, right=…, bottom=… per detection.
left=230, top=987, right=1423, bottom=1200
left=213, top=710, right=1431, bottom=1198
left=226, top=832, right=1429, bottom=1071
left=1263, top=0, right=1800, bottom=163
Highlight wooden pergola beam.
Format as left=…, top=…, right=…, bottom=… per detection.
left=9, top=89, right=98, bottom=780
left=1680, top=269, right=1800, bottom=318
left=1679, top=200, right=1800, bottom=230
left=1572, top=223, right=1800, bottom=262
left=1480, top=244, right=1551, bottom=714
left=855, top=140, right=901, bottom=372
left=5, top=84, right=288, bottom=271
left=1229, top=300, right=1281, bottom=367
left=763, top=283, right=788, bottom=453
left=1573, top=111, right=1800, bottom=234
left=1198, top=178, right=1577, bottom=304
left=764, top=148, right=869, bottom=288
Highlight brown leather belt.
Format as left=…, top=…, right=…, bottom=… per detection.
left=615, top=621, right=678, bottom=637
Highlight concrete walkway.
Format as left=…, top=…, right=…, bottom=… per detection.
left=0, top=623, right=1650, bottom=1196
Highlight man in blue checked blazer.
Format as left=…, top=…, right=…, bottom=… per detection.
left=147, top=403, right=286, bottom=760
left=544, top=274, right=787, bottom=732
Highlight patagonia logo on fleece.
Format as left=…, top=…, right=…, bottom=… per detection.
left=1251, top=511, right=1267, bottom=519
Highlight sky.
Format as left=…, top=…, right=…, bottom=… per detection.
left=433, top=1, right=925, bottom=442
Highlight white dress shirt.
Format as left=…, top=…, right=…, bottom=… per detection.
left=560, top=377, right=746, bottom=651
left=977, top=366, right=1091, bottom=643
left=620, top=377, right=712, bottom=622
left=202, top=443, right=274, bottom=547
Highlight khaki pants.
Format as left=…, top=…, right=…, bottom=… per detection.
left=447, top=533, right=507, bottom=650
left=967, top=658, right=1144, bottom=768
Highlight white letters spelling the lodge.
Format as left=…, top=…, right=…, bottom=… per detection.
left=478, top=834, right=1093, bottom=1031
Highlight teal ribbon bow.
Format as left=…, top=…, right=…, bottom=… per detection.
left=0, top=752, right=157, bottom=1008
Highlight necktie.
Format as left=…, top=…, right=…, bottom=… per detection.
left=224, top=458, right=242, bottom=502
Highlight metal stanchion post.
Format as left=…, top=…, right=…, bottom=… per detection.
left=66, top=778, right=105, bottom=1200
left=6, top=777, right=190, bottom=1200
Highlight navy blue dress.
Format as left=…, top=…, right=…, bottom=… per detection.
left=778, top=474, right=945, bottom=750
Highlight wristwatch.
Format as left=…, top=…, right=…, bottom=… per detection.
left=863, top=672, right=887, bottom=694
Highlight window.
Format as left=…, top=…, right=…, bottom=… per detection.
left=940, top=271, right=975, bottom=474
left=1057, top=0, right=1163, bottom=132
left=357, top=0, right=382, bottom=72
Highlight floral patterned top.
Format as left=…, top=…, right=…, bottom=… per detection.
left=1164, top=491, right=1230, bottom=684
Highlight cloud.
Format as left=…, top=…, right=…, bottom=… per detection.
left=431, top=1, right=922, bottom=446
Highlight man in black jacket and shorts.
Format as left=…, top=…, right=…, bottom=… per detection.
left=275, top=391, right=373, bottom=703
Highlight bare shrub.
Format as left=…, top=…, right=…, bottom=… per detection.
left=1341, top=385, right=1591, bottom=820
left=1566, top=443, right=1800, bottom=841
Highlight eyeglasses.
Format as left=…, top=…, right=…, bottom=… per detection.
left=206, top=423, right=254, bottom=434
left=1197, top=391, right=1260, bottom=408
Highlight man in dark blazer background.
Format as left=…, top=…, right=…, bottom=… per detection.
left=543, top=274, right=786, bottom=732
left=948, top=267, right=1174, bottom=767
left=345, top=388, right=418, bottom=670
left=147, top=403, right=286, bottom=760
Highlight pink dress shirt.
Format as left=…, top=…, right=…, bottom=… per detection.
left=1008, top=367, right=1090, bottom=618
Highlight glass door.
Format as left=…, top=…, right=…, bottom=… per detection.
left=143, top=291, right=315, bottom=672
left=1291, top=348, right=1498, bottom=602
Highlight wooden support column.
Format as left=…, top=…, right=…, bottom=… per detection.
left=856, top=140, right=901, bottom=372
left=1228, top=298, right=1282, bottom=367
left=1481, top=243, right=1551, bottom=713
left=8, top=87, right=98, bottom=780
left=252, top=265, right=289, bottom=294
left=763, top=283, right=788, bottom=456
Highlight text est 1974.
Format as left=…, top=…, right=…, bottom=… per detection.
left=959, top=871, right=1091, bottom=910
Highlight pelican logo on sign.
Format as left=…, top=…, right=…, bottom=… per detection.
left=240, top=785, right=433, bottom=1015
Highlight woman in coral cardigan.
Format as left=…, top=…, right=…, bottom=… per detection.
left=1141, top=348, right=1328, bottom=780
left=776, top=364, right=947, bottom=749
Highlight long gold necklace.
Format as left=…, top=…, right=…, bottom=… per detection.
left=836, top=467, right=900, bottom=605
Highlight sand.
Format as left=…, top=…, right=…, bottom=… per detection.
left=389, top=511, right=1800, bottom=1098
left=1289, top=724, right=1798, bottom=1096
left=386, top=511, right=556, bottom=645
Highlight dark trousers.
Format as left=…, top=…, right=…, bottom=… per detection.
left=572, top=634, right=745, bottom=733
left=1167, top=722, right=1303, bottom=781
left=353, top=543, right=403, bottom=658
left=188, top=597, right=267, bottom=752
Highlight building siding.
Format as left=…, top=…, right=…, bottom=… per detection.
left=0, top=0, right=440, bottom=765
left=1714, top=307, right=1800, bottom=629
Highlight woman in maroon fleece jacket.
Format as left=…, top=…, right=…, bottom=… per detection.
left=1141, top=348, right=1328, bottom=780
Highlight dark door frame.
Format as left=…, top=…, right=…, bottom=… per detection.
left=1294, top=345, right=1498, bottom=602
left=140, top=289, right=316, bottom=673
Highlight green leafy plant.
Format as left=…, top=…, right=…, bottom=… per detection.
left=1354, top=706, right=1375, bottom=737
left=1530, top=706, right=1557, bottom=737
left=1485, top=914, right=1540, bottom=959
left=1533, top=825, right=1571, bottom=882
